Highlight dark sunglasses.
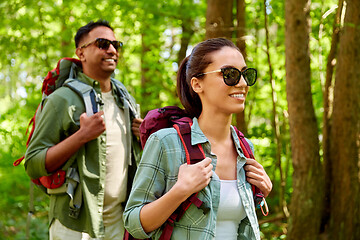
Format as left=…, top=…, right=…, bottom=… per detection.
left=80, top=38, right=123, bottom=52
left=196, top=67, right=257, bottom=86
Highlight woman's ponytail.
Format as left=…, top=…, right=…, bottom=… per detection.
left=177, top=56, right=202, bottom=118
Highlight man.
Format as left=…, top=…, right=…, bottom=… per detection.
left=25, top=20, right=142, bottom=239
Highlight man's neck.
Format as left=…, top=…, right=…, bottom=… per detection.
left=83, top=71, right=112, bottom=92
left=98, top=79, right=111, bottom=92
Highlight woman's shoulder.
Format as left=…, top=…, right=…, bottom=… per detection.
left=148, top=127, right=179, bottom=143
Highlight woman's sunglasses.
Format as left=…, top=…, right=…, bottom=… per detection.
left=80, top=38, right=123, bottom=52
left=196, top=67, right=257, bottom=86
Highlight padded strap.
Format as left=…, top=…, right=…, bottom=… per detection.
left=158, top=123, right=207, bottom=240
left=173, top=123, right=205, bottom=164
left=64, top=79, right=99, bottom=116
left=233, top=126, right=268, bottom=214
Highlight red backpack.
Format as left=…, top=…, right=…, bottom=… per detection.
left=13, top=58, right=99, bottom=192
left=124, top=106, right=268, bottom=240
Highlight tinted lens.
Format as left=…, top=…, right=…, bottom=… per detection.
left=95, top=39, right=122, bottom=51
left=222, top=68, right=241, bottom=86
left=112, top=41, right=121, bottom=50
left=243, top=68, right=257, bottom=86
left=95, top=38, right=111, bottom=49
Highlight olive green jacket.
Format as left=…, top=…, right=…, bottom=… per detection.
left=25, top=65, right=141, bottom=238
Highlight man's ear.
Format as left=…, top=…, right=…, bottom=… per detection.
left=75, top=48, right=85, bottom=62
left=191, top=77, right=203, bottom=94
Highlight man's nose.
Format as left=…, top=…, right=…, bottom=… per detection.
left=106, top=43, right=118, bottom=54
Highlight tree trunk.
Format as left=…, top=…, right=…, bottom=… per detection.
left=177, top=0, right=194, bottom=66
left=235, top=0, right=247, bottom=134
left=329, top=0, right=360, bottom=238
left=205, top=0, right=233, bottom=39
left=177, top=22, right=193, bottom=66
left=285, top=0, right=323, bottom=239
left=321, top=0, right=343, bottom=233
left=236, top=0, right=247, bottom=60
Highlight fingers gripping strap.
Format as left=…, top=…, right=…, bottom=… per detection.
left=160, top=123, right=206, bottom=240
left=234, top=126, right=269, bottom=216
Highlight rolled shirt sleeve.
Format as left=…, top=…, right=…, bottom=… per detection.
left=24, top=88, right=82, bottom=179
left=123, top=130, right=179, bottom=239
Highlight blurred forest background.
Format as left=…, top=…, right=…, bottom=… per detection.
left=0, top=0, right=359, bottom=239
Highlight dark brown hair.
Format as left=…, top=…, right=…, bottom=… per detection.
left=74, top=19, right=113, bottom=48
left=177, top=38, right=240, bottom=118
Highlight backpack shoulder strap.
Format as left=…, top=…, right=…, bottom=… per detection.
left=158, top=122, right=208, bottom=240
left=233, top=126, right=254, bottom=159
left=173, top=123, right=205, bottom=164
left=64, top=79, right=99, bottom=116
left=233, top=126, right=269, bottom=215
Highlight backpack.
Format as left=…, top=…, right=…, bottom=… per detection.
left=124, top=106, right=268, bottom=240
left=13, top=57, right=99, bottom=194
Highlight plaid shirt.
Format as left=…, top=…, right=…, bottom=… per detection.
left=124, top=118, right=260, bottom=240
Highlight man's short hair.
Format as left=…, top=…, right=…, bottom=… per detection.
left=74, top=20, right=113, bottom=48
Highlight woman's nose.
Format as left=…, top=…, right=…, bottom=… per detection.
left=235, top=74, right=248, bottom=87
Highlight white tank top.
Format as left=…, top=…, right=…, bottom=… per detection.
left=215, top=180, right=247, bottom=240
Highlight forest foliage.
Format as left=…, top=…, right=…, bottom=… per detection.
left=1, top=0, right=356, bottom=239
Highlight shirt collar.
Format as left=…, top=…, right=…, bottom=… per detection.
left=190, top=118, right=209, bottom=145
left=77, top=72, right=101, bottom=93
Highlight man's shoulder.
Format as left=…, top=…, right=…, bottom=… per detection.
left=49, top=85, right=82, bottom=99
left=111, top=78, right=128, bottom=92
left=43, top=85, right=84, bottom=110
left=111, top=78, right=136, bottom=102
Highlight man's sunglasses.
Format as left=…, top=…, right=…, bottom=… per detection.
left=196, top=67, right=257, bottom=86
left=80, top=38, right=123, bottom=52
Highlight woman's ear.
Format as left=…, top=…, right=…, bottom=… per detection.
left=191, top=77, right=203, bottom=94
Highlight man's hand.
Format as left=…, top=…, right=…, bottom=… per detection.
left=45, top=111, right=106, bottom=172
left=131, top=118, right=143, bottom=137
left=244, top=158, right=272, bottom=197
left=78, top=111, right=106, bottom=142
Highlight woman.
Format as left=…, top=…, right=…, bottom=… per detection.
left=123, top=38, right=272, bottom=240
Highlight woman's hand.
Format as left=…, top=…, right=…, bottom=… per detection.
left=175, top=157, right=213, bottom=198
left=139, top=157, right=213, bottom=233
left=244, top=158, right=272, bottom=197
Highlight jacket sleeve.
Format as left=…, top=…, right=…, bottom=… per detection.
left=24, top=90, right=80, bottom=179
